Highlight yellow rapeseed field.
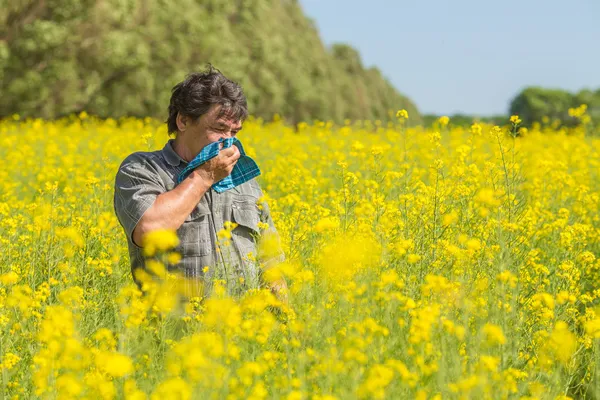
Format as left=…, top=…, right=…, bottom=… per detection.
left=0, top=111, right=599, bottom=399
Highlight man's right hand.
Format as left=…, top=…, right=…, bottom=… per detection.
left=193, top=145, right=241, bottom=185
left=131, top=144, right=240, bottom=248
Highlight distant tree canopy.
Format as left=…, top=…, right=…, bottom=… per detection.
left=422, top=113, right=507, bottom=127
left=422, top=87, right=600, bottom=129
left=509, top=87, right=600, bottom=126
left=0, top=0, right=420, bottom=124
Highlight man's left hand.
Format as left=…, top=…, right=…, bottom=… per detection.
left=267, top=277, right=289, bottom=306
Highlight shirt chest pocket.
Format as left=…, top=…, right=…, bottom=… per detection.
left=231, top=197, right=260, bottom=234
left=230, top=196, right=261, bottom=260
left=177, top=203, right=212, bottom=257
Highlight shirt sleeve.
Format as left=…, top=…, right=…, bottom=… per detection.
left=113, top=157, right=165, bottom=248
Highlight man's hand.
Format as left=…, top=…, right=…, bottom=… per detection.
left=268, top=277, right=289, bottom=306
left=194, top=145, right=240, bottom=185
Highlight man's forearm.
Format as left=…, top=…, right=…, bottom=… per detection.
left=132, top=170, right=212, bottom=246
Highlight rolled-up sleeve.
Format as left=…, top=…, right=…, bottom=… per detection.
left=113, top=157, right=165, bottom=248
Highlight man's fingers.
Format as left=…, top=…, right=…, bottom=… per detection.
left=224, top=146, right=241, bottom=161
left=231, top=147, right=241, bottom=160
left=219, top=144, right=240, bottom=158
left=220, top=146, right=236, bottom=156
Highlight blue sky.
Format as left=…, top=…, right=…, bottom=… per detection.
left=300, top=0, right=600, bottom=116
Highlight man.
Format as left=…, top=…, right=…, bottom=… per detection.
left=113, top=66, right=287, bottom=301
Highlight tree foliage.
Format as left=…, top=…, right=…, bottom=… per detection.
left=509, top=87, right=600, bottom=126
left=0, top=0, right=420, bottom=124
left=422, top=113, right=507, bottom=127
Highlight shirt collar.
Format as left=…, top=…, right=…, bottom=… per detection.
left=162, top=139, right=187, bottom=167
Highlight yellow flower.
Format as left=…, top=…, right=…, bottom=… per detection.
left=496, top=270, right=517, bottom=288
left=438, top=116, right=450, bottom=126
left=482, top=323, right=506, bottom=346
left=0, top=271, right=19, bottom=285
left=317, top=236, right=381, bottom=283
left=146, top=259, right=167, bottom=277
left=4, top=106, right=600, bottom=397
left=257, top=229, right=284, bottom=264
left=142, top=229, right=180, bottom=257
left=470, top=123, right=482, bottom=135
left=203, top=297, right=241, bottom=329
left=442, top=210, right=459, bottom=226
left=217, top=227, right=232, bottom=240
left=466, top=238, right=481, bottom=251
left=357, top=364, right=394, bottom=399
left=396, top=109, right=409, bottom=119
left=93, top=328, right=117, bottom=350
left=167, top=251, right=182, bottom=265
left=58, top=286, right=84, bottom=308
left=509, top=115, right=522, bottom=125
left=258, top=221, right=270, bottom=230
left=407, top=254, right=422, bottom=264
left=314, top=216, right=340, bottom=233
left=95, top=351, right=134, bottom=378
left=568, top=104, right=587, bottom=118
left=287, top=391, right=304, bottom=400
left=489, top=125, right=503, bottom=139
left=585, top=318, right=600, bottom=338
left=546, top=321, right=577, bottom=365
left=124, top=379, right=147, bottom=400
left=56, top=373, right=83, bottom=397
left=478, top=355, right=500, bottom=372
left=151, top=377, right=191, bottom=400
left=0, top=352, right=21, bottom=370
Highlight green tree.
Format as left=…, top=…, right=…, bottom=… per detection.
left=0, top=0, right=420, bottom=124
left=509, top=87, right=600, bottom=127
left=509, top=87, right=574, bottom=126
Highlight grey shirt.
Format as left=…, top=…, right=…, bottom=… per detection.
left=113, top=139, right=285, bottom=299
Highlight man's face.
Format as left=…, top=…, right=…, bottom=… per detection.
left=178, top=104, right=242, bottom=157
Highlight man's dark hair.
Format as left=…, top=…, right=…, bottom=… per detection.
left=167, top=65, right=248, bottom=134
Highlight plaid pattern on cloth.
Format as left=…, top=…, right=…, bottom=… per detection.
left=177, top=137, right=261, bottom=192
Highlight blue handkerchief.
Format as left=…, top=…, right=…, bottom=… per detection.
left=177, top=137, right=261, bottom=193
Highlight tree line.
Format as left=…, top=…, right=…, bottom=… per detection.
left=0, top=0, right=420, bottom=125
left=509, top=87, right=599, bottom=127
left=425, top=87, right=600, bottom=128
